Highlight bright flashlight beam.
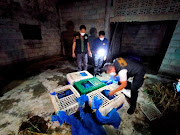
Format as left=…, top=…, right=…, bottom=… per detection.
left=97, top=49, right=105, bottom=56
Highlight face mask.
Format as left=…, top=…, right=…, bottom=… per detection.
left=109, top=72, right=116, bottom=76
left=80, top=33, right=85, bottom=36
left=99, top=37, right=104, bottom=41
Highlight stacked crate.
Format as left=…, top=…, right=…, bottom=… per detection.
left=74, top=77, right=106, bottom=95
left=66, top=71, right=93, bottom=85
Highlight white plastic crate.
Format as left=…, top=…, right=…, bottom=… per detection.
left=50, top=85, right=81, bottom=115
left=87, top=84, right=126, bottom=116
left=66, top=70, right=93, bottom=85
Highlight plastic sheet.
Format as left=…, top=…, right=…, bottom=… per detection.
left=51, top=95, right=121, bottom=134
left=95, top=108, right=121, bottom=129
left=91, top=95, right=103, bottom=109
left=80, top=72, right=88, bottom=76
left=79, top=107, right=107, bottom=135
left=50, top=92, right=56, bottom=95
left=82, top=81, right=93, bottom=88
left=51, top=111, right=67, bottom=125
left=91, top=95, right=121, bottom=129
left=76, top=95, right=88, bottom=106
left=102, top=75, right=120, bottom=85
left=57, top=89, right=73, bottom=99
left=51, top=95, right=107, bottom=135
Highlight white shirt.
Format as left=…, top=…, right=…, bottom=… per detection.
left=118, top=69, right=128, bottom=82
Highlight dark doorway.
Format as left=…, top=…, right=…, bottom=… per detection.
left=108, top=21, right=177, bottom=74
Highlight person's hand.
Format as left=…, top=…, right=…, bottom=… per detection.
left=72, top=53, right=76, bottom=58
left=88, top=51, right=92, bottom=57
left=109, top=90, right=115, bottom=96
left=104, top=56, right=106, bottom=61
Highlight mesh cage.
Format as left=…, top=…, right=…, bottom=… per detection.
left=140, top=102, right=162, bottom=121
left=66, top=70, right=93, bottom=85
left=87, top=84, right=126, bottom=116
left=50, top=85, right=81, bottom=115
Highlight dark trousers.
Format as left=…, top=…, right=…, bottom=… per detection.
left=94, top=54, right=104, bottom=74
left=125, top=71, right=145, bottom=109
left=77, top=53, right=88, bottom=71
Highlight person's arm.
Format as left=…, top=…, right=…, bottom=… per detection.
left=72, top=37, right=76, bottom=58
left=109, top=81, right=127, bottom=96
left=87, top=42, right=92, bottom=57
left=109, top=69, right=128, bottom=96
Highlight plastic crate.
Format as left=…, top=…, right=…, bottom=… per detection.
left=74, top=77, right=106, bottom=95
left=49, top=85, right=81, bottom=115
left=66, top=70, right=93, bottom=85
left=87, top=84, right=126, bottom=116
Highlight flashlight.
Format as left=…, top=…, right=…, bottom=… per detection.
left=97, top=49, right=105, bottom=57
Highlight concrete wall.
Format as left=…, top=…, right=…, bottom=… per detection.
left=111, top=0, right=180, bottom=22
left=120, top=22, right=166, bottom=56
left=0, top=0, right=61, bottom=66
left=110, top=0, right=180, bottom=76
left=60, top=0, right=106, bottom=36
left=159, top=19, right=180, bottom=76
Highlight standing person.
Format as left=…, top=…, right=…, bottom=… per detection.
left=103, top=57, right=145, bottom=114
left=92, top=31, right=108, bottom=76
left=61, top=21, right=76, bottom=60
left=72, top=25, right=92, bottom=71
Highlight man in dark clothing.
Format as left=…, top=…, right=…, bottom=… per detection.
left=88, top=28, right=97, bottom=66
left=103, top=57, right=145, bottom=114
left=92, top=31, right=108, bottom=76
left=72, top=25, right=92, bottom=71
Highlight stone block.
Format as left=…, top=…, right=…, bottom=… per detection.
left=175, top=48, right=180, bottom=54
left=89, top=10, right=97, bottom=15
left=171, top=33, right=180, bottom=41
left=99, top=13, right=105, bottom=19
left=162, top=59, right=171, bottom=64
left=174, top=25, right=180, bottom=33
left=166, top=47, right=176, bottom=53
left=172, top=53, right=180, bottom=59
left=170, top=60, right=180, bottom=66
left=160, top=64, right=170, bottom=70
left=169, top=40, right=180, bottom=47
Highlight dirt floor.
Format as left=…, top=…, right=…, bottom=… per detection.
left=0, top=58, right=179, bottom=135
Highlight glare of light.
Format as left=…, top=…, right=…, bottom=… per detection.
left=97, top=49, right=105, bottom=56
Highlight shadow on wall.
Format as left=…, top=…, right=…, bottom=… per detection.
left=88, top=27, right=97, bottom=50
left=60, top=21, right=77, bottom=59
left=88, top=27, right=98, bottom=66
left=1, top=36, right=25, bottom=65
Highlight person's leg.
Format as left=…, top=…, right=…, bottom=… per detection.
left=97, top=56, right=104, bottom=73
left=83, top=53, right=88, bottom=70
left=128, top=71, right=145, bottom=114
left=77, top=53, right=82, bottom=71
